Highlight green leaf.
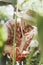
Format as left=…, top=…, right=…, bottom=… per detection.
left=37, top=14, right=43, bottom=65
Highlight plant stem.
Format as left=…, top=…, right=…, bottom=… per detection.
left=26, top=48, right=34, bottom=65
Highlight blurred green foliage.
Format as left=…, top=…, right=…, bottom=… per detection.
left=0, top=24, right=8, bottom=58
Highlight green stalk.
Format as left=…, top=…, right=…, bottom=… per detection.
left=12, top=11, right=17, bottom=65
left=12, top=20, right=16, bottom=65
left=12, top=0, right=18, bottom=65
left=26, top=48, right=34, bottom=65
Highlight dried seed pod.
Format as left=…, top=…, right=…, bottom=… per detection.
left=5, top=20, right=14, bottom=46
